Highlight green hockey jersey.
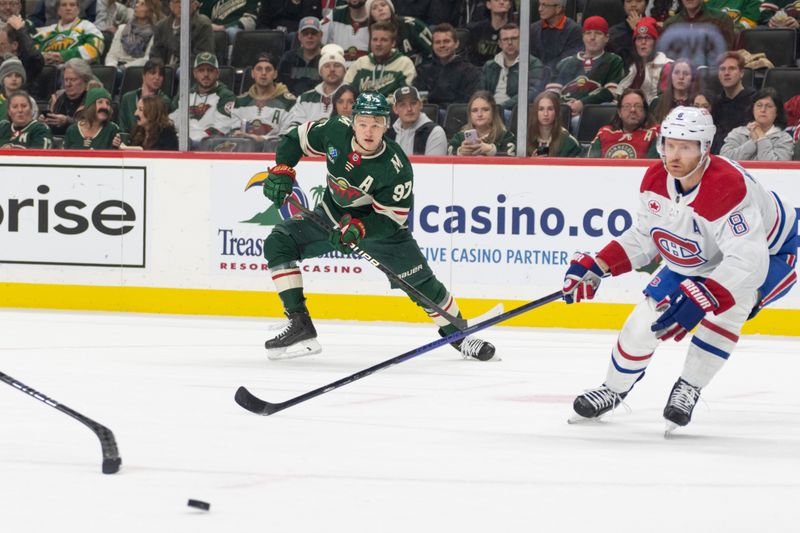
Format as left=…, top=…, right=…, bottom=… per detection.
left=447, top=129, right=517, bottom=156
left=343, top=49, right=416, bottom=98
left=0, top=120, right=53, bottom=148
left=548, top=51, right=624, bottom=105
left=34, top=18, right=105, bottom=62
left=706, top=0, right=761, bottom=28
left=63, top=120, right=121, bottom=149
left=200, top=0, right=258, bottom=29
left=118, top=89, right=171, bottom=133
left=277, top=115, right=414, bottom=239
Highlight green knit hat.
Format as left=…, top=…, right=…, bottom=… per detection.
left=84, top=87, right=112, bottom=108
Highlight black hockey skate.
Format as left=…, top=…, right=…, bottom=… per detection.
left=264, top=310, right=321, bottom=360
left=569, top=385, right=628, bottom=423
left=663, top=378, right=701, bottom=436
left=453, top=335, right=497, bottom=361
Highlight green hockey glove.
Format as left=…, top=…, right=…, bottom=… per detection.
left=262, top=164, right=296, bottom=207
left=328, top=214, right=366, bottom=254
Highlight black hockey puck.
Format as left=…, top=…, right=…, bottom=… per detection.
left=187, top=499, right=210, bottom=511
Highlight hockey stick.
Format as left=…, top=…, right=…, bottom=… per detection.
left=0, top=371, right=121, bottom=474
left=286, top=196, right=486, bottom=330
left=235, top=290, right=563, bottom=416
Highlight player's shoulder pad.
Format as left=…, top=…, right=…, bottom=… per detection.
left=640, top=161, right=668, bottom=197
left=689, top=156, right=748, bottom=221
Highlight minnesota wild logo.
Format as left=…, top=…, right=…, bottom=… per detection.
left=242, top=172, right=325, bottom=226
left=327, top=175, right=365, bottom=203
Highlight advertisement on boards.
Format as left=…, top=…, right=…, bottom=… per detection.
left=209, top=161, right=650, bottom=301
left=0, top=163, right=146, bottom=267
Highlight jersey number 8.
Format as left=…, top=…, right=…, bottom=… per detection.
left=727, top=212, right=749, bottom=236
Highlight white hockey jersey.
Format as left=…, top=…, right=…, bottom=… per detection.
left=597, top=156, right=796, bottom=313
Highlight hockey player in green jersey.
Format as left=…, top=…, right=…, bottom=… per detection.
left=260, top=92, right=496, bottom=361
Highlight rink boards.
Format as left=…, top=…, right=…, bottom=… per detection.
left=0, top=151, right=798, bottom=335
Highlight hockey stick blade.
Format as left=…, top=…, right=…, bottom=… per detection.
left=0, top=371, right=122, bottom=474
left=235, top=290, right=563, bottom=416
left=466, top=303, right=504, bottom=327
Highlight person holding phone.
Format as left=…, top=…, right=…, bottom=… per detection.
left=447, top=90, right=515, bottom=156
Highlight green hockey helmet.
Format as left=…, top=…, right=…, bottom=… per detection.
left=352, top=92, right=391, bottom=119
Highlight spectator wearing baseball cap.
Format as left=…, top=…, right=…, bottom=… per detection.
left=282, top=46, right=348, bottom=134
left=168, top=51, right=236, bottom=148
left=277, top=16, right=324, bottom=96
left=548, top=16, right=624, bottom=122
left=614, top=17, right=673, bottom=104
left=230, top=53, right=296, bottom=148
left=387, top=85, right=447, bottom=155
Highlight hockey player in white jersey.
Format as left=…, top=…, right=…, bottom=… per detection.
left=561, top=106, right=797, bottom=434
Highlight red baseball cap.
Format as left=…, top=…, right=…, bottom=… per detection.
left=583, top=16, right=608, bottom=34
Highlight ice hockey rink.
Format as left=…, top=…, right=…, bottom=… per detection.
left=1, top=308, right=798, bottom=532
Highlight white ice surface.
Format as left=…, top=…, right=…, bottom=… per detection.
left=1, top=309, right=799, bottom=532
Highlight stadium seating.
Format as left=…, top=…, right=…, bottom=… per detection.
left=738, top=28, right=797, bottom=68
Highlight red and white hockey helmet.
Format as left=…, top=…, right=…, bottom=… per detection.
left=657, top=106, right=717, bottom=159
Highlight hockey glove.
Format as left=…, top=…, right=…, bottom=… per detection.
left=328, top=214, right=366, bottom=254
left=562, top=253, right=605, bottom=304
left=262, top=164, right=296, bottom=207
left=651, top=279, right=719, bottom=342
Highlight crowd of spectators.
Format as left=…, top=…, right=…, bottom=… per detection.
left=0, top=0, right=798, bottom=161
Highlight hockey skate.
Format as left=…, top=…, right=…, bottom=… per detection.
left=264, top=310, right=322, bottom=360
left=453, top=335, right=497, bottom=361
left=568, top=385, right=628, bottom=424
left=663, top=378, right=701, bottom=436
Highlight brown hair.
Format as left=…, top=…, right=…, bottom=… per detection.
left=6, top=90, right=31, bottom=121
left=651, top=58, right=700, bottom=123
left=129, top=95, right=172, bottom=149
left=463, top=90, right=506, bottom=145
left=717, top=50, right=745, bottom=70
left=370, top=20, right=397, bottom=37
left=432, top=23, right=458, bottom=42
left=610, top=88, right=650, bottom=130
left=526, top=91, right=566, bottom=156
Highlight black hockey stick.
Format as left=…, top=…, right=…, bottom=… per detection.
left=235, top=290, right=563, bottom=416
left=0, top=371, right=121, bottom=474
left=285, top=196, right=474, bottom=330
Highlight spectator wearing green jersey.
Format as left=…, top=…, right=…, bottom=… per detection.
left=448, top=90, right=516, bottom=156
left=200, top=0, right=257, bottom=45
left=344, top=20, right=416, bottom=100
left=0, top=91, right=53, bottom=149
left=63, top=86, right=121, bottom=149
left=34, top=0, right=105, bottom=64
left=367, top=0, right=433, bottom=65
left=117, top=57, right=171, bottom=133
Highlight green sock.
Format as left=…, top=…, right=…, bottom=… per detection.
left=279, top=288, right=307, bottom=314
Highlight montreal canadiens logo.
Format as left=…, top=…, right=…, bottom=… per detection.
left=648, top=199, right=661, bottom=214
left=651, top=228, right=707, bottom=267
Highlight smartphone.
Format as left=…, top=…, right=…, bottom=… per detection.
left=464, top=129, right=479, bottom=144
